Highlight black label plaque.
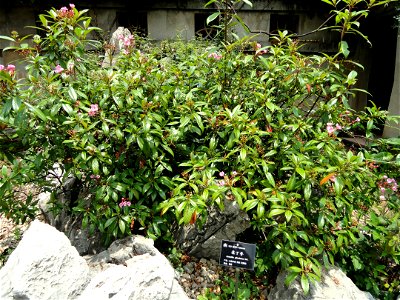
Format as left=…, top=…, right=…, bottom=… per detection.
left=219, top=240, right=256, bottom=270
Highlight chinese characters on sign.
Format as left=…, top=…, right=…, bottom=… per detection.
left=219, top=240, right=256, bottom=270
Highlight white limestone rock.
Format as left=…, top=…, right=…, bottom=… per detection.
left=80, top=236, right=189, bottom=300
left=0, top=220, right=90, bottom=300
left=268, top=266, right=375, bottom=300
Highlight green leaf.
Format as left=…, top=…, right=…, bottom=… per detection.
left=182, top=207, right=194, bottom=224
left=68, top=86, right=78, bottom=101
left=242, top=199, right=258, bottom=211
left=285, top=271, right=299, bottom=286
left=242, top=0, right=253, bottom=7
left=272, top=249, right=282, bottom=264
left=317, top=214, right=325, bottom=229
left=301, top=274, right=310, bottom=294
left=38, top=14, right=48, bottom=27
left=207, top=12, right=220, bottom=24
left=351, top=256, right=363, bottom=270
left=137, top=136, right=144, bottom=150
left=1, top=166, right=7, bottom=177
left=82, top=215, right=88, bottom=229
left=288, top=250, right=303, bottom=258
left=113, top=183, right=126, bottom=193
left=286, top=174, right=296, bottom=191
left=285, top=210, right=293, bottom=222
left=193, top=113, right=204, bottom=132
left=257, top=203, right=265, bottom=218
left=26, top=104, right=47, bottom=122
left=240, top=148, right=247, bottom=161
left=339, top=41, right=350, bottom=58
left=119, top=218, right=126, bottom=234
left=346, top=70, right=357, bottom=84
left=205, top=0, right=217, bottom=7
left=367, top=120, right=373, bottom=131
left=334, top=177, right=343, bottom=196
left=0, top=35, right=15, bottom=42
left=266, top=172, right=275, bottom=187
left=62, top=104, right=73, bottom=115
left=288, top=266, right=303, bottom=273
left=296, top=167, right=306, bottom=179
left=115, top=128, right=124, bottom=140
left=12, top=97, right=21, bottom=110
left=304, top=184, right=311, bottom=200
left=92, top=158, right=99, bottom=174
left=268, top=208, right=285, bottom=218
left=102, top=122, right=109, bottom=135
left=104, top=216, right=116, bottom=228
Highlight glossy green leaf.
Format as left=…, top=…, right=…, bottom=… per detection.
left=268, top=208, right=285, bottom=218
left=301, top=274, right=310, bottom=295
left=296, top=167, right=306, bottom=179
left=266, top=172, right=275, bottom=187
left=104, top=217, right=116, bottom=228
left=68, top=86, right=77, bottom=101
left=92, top=158, right=99, bottom=174
left=207, top=12, right=220, bottom=25
left=304, top=184, right=312, bottom=200
left=118, top=218, right=126, bottom=234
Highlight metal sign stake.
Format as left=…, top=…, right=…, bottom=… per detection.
left=235, top=268, right=239, bottom=300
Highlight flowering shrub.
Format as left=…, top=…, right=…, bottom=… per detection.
left=0, top=3, right=399, bottom=298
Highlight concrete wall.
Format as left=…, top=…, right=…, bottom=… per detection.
left=88, top=8, right=119, bottom=40
left=236, top=11, right=336, bottom=51
left=148, top=10, right=195, bottom=40
left=0, top=6, right=36, bottom=66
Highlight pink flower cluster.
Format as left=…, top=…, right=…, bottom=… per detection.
left=339, top=111, right=361, bottom=125
left=88, top=104, right=99, bottom=117
left=326, top=122, right=342, bottom=135
left=378, top=175, right=398, bottom=201
left=119, top=197, right=131, bottom=208
left=216, top=170, right=238, bottom=187
left=90, top=174, right=100, bottom=180
left=217, top=180, right=226, bottom=186
left=58, top=4, right=75, bottom=18
left=255, top=43, right=268, bottom=55
left=0, top=64, right=16, bottom=76
left=118, top=34, right=135, bottom=55
left=54, top=64, right=64, bottom=74
left=208, top=53, right=222, bottom=60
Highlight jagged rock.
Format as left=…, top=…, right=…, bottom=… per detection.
left=268, top=266, right=375, bottom=300
left=0, top=220, right=189, bottom=300
left=0, top=220, right=90, bottom=300
left=80, top=253, right=188, bottom=300
left=175, top=199, right=251, bottom=261
left=81, top=236, right=189, bottom=299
